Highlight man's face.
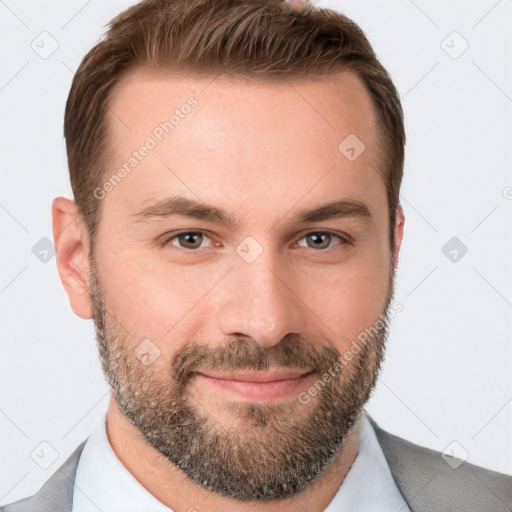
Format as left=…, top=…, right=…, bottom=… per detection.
left=87, top=68, right=401, bottom=500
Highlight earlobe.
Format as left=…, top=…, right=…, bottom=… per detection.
left=52, top=197, right=93, bottom=319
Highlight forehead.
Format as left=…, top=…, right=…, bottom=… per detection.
left=107, top=66, right=378, bottom=144
left=101, top=67, right=385, bottom=226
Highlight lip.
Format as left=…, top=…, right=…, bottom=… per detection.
left=194, top=369, right=315, bottom=401
left=197, top=369, right=312, bottom=382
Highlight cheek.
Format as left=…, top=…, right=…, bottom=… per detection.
left=294, top=246, right=390, bottom=346
left=98, top=250, right=226, bottom=345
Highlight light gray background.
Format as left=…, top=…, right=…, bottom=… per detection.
left=1, top=0, right=511, bottom=505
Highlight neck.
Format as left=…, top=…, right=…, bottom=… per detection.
left=106, top=397, right=361, bottom=512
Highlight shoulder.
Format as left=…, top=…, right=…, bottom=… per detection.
left=367, top=414, right=512, bottom=512
left=1, top=441, right=87, bottom=512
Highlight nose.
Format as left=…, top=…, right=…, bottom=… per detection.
left=216, top=251, right=307, bottom=349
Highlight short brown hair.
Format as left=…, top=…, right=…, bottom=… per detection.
left=64, top=0, right=405, bottom=247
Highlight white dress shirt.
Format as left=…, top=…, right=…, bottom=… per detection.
left=72, top=406, right=411, bottom=511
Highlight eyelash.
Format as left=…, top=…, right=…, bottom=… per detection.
left=162, top=230, right=352, bottom=252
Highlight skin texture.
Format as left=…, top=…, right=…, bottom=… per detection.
left=52, top=68, right=405, bottom=512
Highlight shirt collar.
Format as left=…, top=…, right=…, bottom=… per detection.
left=324, top=409, right=410, bottom=511
left=72, top=406, right=171, bottom=512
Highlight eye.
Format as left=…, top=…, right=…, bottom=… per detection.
left=164, top=231, right=215, bottom=250
left=162, top=230, right=351, bottom=252
left=296, top=231, right=351, bottom=250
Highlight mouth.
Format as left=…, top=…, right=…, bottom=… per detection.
left=194, top=369, right=315, bottom=401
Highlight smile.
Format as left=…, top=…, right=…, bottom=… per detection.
left=194, top=369, right=315, bottom=401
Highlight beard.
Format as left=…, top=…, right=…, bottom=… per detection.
left=88, top=257, right=395, bottom=501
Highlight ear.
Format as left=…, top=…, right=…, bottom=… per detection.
left=391, top=204, right=405, bottom=272
left=52, top=197, right=93, bottom=319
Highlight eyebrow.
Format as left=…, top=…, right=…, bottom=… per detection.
left=130, top=195, right=373, bottom=227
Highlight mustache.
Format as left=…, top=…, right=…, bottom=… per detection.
left=170, top=337, right=341, bottom=384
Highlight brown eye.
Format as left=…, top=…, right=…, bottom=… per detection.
left=178, top=232, right=203, bottom=249
left=165, top=231, right=212, bottom=250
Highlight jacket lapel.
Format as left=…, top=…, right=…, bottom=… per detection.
left=27, top=440, right=86, bottom=512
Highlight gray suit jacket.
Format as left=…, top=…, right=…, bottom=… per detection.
left=2, top=415, right=511, bottom=511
